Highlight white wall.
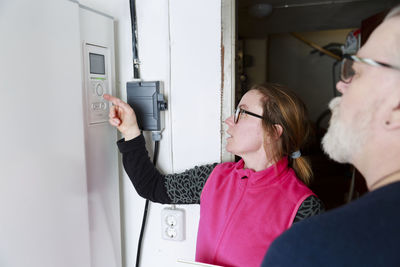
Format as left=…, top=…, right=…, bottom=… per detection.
left=79, top=0, right=222, bottom=266
left=132, top=1, right=222, bottom=266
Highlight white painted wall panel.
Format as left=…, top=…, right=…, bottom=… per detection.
left=131, top=1, right=222, bottom=266
left=169, top=0, right=221, bottom=170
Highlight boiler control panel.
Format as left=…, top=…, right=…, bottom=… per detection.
left=83, top=43, right=111, bottom=124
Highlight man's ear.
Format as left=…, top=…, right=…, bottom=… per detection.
left=273, top=124, right=283, bottom=139
left=385, top=101, right=400, bottom=130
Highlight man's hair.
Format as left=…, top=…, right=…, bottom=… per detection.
left=384, top=4, right=400, bottom=21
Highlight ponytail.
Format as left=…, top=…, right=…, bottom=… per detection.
left=291, top=156, right=313, bottom=185
left=252, top=83, right=314, bottom=186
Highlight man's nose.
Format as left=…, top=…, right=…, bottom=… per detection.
left=336, top=80, right=350, bottom=94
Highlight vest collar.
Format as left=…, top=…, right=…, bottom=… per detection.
left=234, top=157, right=289, bottom=187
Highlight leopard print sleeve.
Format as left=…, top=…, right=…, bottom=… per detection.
left=163, top=163, right=218, bottom=204
left=293, top=195, right=325, bottom=223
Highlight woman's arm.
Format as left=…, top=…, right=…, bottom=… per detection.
left=118, top=134, right=217, bottom=204
left=164, top=164, right=217, bottom=204
left=104, top=94, right=217, bottom=204
left=293, top=195, right=325, bottom=223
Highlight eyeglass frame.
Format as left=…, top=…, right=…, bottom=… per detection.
left=340, top=54, right=400, bottom=83
left=234, top=107, right=264, bottom=124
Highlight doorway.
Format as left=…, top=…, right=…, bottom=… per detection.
left=228, top=0, right=399, bottom=209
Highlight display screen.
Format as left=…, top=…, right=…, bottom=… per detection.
left=89, top=53, right=105, bottom=75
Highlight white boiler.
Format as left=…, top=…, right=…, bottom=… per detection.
left=0, top=1, right=121, bottom=266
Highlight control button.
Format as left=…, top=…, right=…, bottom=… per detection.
left=91, top=102, right=104, bottom=111
left=96, top=84, right=104, bottom=96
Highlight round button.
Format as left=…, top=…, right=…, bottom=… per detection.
left=96, top=84, right=104, bottom=96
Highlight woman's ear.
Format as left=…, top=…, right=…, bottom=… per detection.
left=273, top=124, right=283, bottom=140
left=384, top=101, right=400, bottom=130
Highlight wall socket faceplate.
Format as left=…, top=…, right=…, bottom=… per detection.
left=161, top=207, right=185, bottom=241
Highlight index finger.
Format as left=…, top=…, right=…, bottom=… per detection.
left=103, top=94, right=132, bottom=112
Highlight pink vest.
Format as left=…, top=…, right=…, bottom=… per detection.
left=195, top=158, right=314, bottom=267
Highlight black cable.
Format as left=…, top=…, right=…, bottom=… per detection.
left=153, top=141, right=160, bottom=166
left=135, top=140, right=159, bottom=267
left=129, top=0, right=140, bottom=79
left=129, top=1, right=157, bottom=265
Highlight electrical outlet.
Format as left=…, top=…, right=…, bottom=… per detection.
left=161, top=207, right=185, bottom=241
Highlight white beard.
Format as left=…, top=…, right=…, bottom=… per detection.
left=322, top=97, right=370, bottom=164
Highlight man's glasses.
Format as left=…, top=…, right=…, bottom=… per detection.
left=234, top=107, right=264, bottom=124
left=340, top=54, right=400, bottom=83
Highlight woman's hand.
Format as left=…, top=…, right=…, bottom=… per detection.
left=103, top=94, right=141, bottom=141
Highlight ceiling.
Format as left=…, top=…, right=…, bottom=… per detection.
left=238, top=0, right=400, bottom=38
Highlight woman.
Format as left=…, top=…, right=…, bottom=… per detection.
left=104, top=83, right=323, bottom=267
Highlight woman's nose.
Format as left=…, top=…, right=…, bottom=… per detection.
left=336, top=80, right=350, bottom=94
left=225, top=114, right=234, bottom=126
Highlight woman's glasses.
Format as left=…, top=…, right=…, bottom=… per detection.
left=340, top=54, right=400, bottom=83
left=234, top=107, right=264, bottom=124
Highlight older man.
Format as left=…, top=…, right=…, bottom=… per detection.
left=262, top=5, right=400, bottom=267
